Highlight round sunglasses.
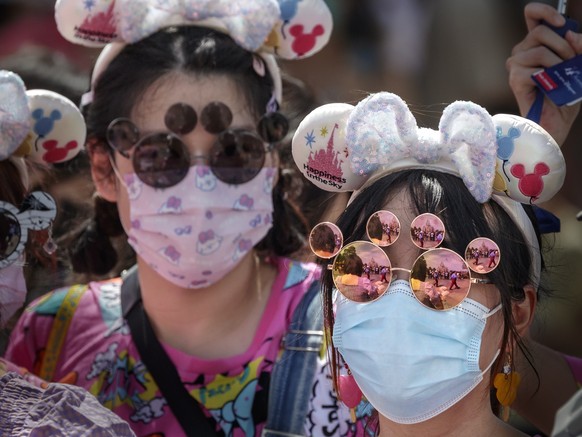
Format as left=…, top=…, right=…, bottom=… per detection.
left=106, top=102, right=289, bottom=188
left=310, top=213, right=501, bottom=311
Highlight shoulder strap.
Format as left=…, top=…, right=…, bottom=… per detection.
left=262, top=279, right=324, bottom=437
left=120, top=267, right=216, bottom=437
left=39, top=284, right=88, bottom=381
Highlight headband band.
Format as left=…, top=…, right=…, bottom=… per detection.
left=292, top=92, right=566, bottom=287
left=55, top=0, right=333, bottom=108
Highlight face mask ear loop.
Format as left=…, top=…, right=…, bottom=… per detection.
left=108, top=154, right=129, bottom=191
left=483, top=303, right=502, bottom=320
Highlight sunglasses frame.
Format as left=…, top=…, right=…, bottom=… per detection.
left=106, top=117, right=274, bottom=188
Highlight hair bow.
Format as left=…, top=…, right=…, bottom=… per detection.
left=292, top=92, right=565, bottom=206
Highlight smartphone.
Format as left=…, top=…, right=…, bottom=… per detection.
left=547, top=0, right=578, bottom=36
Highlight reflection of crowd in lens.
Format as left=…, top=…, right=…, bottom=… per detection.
left=466, top=243, right=499, bottom=269
left=338, top=252, right=390, bottom=302
left=368, top=213, right=400, bottom=245
left=310, top=224, right=337, bottom=258
left=410, top=224, right=444, bottom=248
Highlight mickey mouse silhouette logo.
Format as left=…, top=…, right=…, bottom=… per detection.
left=26, top=89, right=85, bottom=164
left=496, top=126, right=520, bottom=181
left=289, top=23, right=325, bottom=57
left=510, top=162, right=551, bottom=204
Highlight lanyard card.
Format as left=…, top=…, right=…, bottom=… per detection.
left=532, top=54, right=582, bottom=106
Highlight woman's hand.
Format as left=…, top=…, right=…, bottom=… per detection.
left=507, top=2, right=582, bottom=145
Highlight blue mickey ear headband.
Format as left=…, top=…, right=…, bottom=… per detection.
left=292, top=92, right=567, bottom=288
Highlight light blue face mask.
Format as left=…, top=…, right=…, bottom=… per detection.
left=332, top=279, right=501, bottom=424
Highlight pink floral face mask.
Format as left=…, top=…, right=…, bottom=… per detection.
left=123, top=165, right=276, bottom=288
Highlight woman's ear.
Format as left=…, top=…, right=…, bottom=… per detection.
left=512, top=285, right=537, bottom=336
left=87, top=139, right=118, bottom=203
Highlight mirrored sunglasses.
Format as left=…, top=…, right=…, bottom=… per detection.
left=310, top=213, right=501, bottom=311
left=106, top=102, right=289, bottom=188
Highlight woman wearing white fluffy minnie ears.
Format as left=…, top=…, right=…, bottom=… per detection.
left=0, top=70, right=135, bottom=436
left=5, top=1, right=375, bottom=436
left=292, top=91, right=566, bottom=436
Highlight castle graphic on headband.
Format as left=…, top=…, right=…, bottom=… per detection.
left=304, top=123, right=346, bottom=189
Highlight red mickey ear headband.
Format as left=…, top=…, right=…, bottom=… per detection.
left=292, top=92, right=567, bottom=287
left=55, top=0, right=334, bottom=108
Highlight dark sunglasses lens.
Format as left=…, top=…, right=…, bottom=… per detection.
left=410, top=248, right=470, bottom=310
left=200, top=102, right=233, bottom=134
left=465, top=237, right=501, bottom=274
left=257, top=112, right=289, bottom=143
left=211, top=130, right=265, bottom=184
left=0, top=208, right=21, bottom=266
left=410, top=213, right=446, bottom=249
left=133, top=134, right=189, bottom=188
left=332, top=241, right=391, bottom=303
left=367, top=210, right=400, bottom=247
left=106, top=119, right=139, bottom=154
left=309, top=222, right=343, bottom=259
left=165, top=103, right=197, bottom=135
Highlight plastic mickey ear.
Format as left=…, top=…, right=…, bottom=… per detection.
left=55, top=0, right=119, bottom=47
left=25, top=90, right=85, bottom=165
left=492, top=114, right=565, bottom=204
left=292, top=103, right=368, bottom=192
left=264, top=0, right=333, bottom=60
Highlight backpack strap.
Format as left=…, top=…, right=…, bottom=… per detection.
left=262, top=280, right=324, bottom=437
left=39, top=284, right=88, bottom=381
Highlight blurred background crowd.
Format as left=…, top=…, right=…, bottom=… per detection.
left=0, top=0, right=580, bottom=432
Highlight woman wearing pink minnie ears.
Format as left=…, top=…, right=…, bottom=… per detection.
left=5, top=0, right=374, bottom=436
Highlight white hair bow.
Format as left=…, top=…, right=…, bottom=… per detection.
left=0, top=71, right=31, bottom=161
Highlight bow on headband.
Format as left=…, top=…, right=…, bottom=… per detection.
left=55, top=0, right=332, bottom=60
left=0, top=70, right=85, bottom=166
left=292, top=92, right=566, bottom=205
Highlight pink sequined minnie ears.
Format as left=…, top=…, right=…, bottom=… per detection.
left=292, top=92, right=567, bottom=287
left=0, top=70, right=85, bottom=167
left=54, top=0, right=333, bottom=107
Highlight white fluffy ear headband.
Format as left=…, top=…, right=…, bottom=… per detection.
left=0, top=70, right=85, bottom=171
left=292, top=92, right=567, bottom=286
left=55, top=0, right=333, bottom=108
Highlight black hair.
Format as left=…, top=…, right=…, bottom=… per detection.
left=73, top=25, right=310, bottom=275
left=367, top=213, right=383, bottom=240
left=310, top=224, right=336, bottom=254
left=343, top=252, right=364, bottom=276
left=321, top=170, right=545, bottom=430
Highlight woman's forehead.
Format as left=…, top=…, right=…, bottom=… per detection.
left=131, top=73, right=253, bottom=127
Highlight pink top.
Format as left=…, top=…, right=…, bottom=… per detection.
left=6, top=258, right=371, bottom=436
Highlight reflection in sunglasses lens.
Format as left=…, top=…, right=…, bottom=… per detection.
left=0, top=209, right=21, bottom=262
left=133, top=134, right=189, bottom=188
left=165, top=103, right=197, bottom=135
left=367, top=210, right=400, bottom=247
left=107, top=119, right=139, bottom=154
left=333, top=242, right=391, bottom=303
left=465, top=237, right=501, bottom=274
left=211, top=130, right=265, bottom=184
left=309, top=222, right=343, bottom=259
left=410, top=248, right=470, bottom=311
left=257, top=112, right=289, bottom=143
left=201, top=102, right=233, bottom=134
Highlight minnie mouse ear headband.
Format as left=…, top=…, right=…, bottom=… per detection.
left=292, top=92, right=566, bottom=287
left=0, top=70, right=85, bottom=182
left=55, top=0, right=333, bottom=109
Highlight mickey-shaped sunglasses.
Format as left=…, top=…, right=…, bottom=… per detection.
left=310, top=212, right=500, bottom=310
left=106, top=102, right=289, bottom=188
